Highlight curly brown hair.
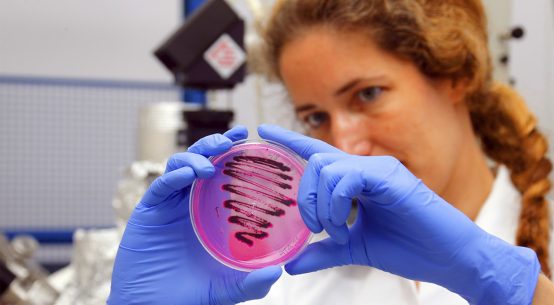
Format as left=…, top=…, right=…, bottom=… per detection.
left=263, top=0, right=552, bottom=277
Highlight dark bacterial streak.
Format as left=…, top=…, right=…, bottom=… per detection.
left=222, top=155, right=296, bottom=246
left=223, top=184, right=295, bottom=207
left=224, top=199, right=285, bottom=217
left=233, top=155, right=291, bottom=172
left=224, top=166, right=291, bottom=189
left=225, top=160, right=293, bottom=181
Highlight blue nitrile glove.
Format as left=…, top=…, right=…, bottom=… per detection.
left=108, top=125, right=282, bottom=305
left=258, top=124, right=540, bottom=305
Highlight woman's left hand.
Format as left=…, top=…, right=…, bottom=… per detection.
left=258, top=124, right=540, bottom=305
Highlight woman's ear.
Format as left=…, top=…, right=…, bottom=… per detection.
left=451, top=78, right=471, bottom=104
left=435, top=77, right=469, bottom=105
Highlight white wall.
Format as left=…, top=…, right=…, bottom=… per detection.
left=0, top=0, right=181, bottom=82
left=482, top=0, right=513, bottom=84
left=509, top=0, right=554, bottom=162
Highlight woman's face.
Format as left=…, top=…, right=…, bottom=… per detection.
left=278, top=27, right=469, bottom=195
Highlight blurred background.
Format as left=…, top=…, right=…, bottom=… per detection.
left=0, top=0, right=553, bottom=304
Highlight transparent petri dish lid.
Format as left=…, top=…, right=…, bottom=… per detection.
left=190, top=139, right=311, bottom=271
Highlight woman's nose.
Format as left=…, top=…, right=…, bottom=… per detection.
left=330, top=117, right=373, bottom=155
left=334, top=138, right=373, bottom=155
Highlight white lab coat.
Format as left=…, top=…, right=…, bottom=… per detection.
left=245, top=166, right=554, bottom=305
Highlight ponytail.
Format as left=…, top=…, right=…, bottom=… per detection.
left=469, top=83, right=552, bottom=277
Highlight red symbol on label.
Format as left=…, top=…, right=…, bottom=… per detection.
left=207, top=39, right=237, bottom=68
left=204, top=34, right=246, bottom=79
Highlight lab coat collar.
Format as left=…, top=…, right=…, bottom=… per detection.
left=474, top=165, right=521, bottom=244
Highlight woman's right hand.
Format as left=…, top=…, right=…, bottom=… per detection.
left=108, top=126, right=282, bottom=305
left=258, top=124, right=540, bottom=305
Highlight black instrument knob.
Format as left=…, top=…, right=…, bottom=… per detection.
left=510, top=26, right=525, bottom=39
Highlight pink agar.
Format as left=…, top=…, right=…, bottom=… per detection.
left=190, top=141, right=310, bottom=271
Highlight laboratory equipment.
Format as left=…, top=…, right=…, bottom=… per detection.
left=0, top=235, right=58, bottom=305
left=155, top=0, right=246, bottom=89
left=190, top=140, right=311, bottom=271
left=178, top=109, right=235, bottom=147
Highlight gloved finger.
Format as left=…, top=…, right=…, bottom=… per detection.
left=171, top=125, right=246, bottom=173
left=165, top=152, right=215, bottom=175
left=187, top=133, right=234, bottom=156
left=233, top=266, right=283, bottom=302
left=353, top=156, right=421, bottom=206
left=317, top=164, right=350, bottom=244
left=330, top=169, right=364, bottom=227
left=223, top=124, right=248, bottom=142
left=298, top=153, right=344, bottom=233
left=257, top=124, right=343, bottom=160
left=141, top=166, right=196, bottom=206
left=284, top=237, right=352, bottom=275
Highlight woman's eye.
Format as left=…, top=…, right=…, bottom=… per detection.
left=303, top=112, right=328, bottom=129
left=357, top=87, right=383, bottom=103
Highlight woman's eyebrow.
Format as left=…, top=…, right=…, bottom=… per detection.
left=335, top=78, right=362, bottom=96
left=334, top=75, right=387, bottom=96
left=295, top=104, right=316, bottom=113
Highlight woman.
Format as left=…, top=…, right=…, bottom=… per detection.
left=248, top=0, right=553, bottom=304
left=107, top=0, right=554, bottom=304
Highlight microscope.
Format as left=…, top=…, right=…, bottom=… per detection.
left=154, top=0, right=245, bottom=145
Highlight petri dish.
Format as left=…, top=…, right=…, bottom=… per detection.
left=190, top=139, right=311, bottom=271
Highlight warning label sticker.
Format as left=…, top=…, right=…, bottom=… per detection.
left=203, top=34, right=246, bottom=79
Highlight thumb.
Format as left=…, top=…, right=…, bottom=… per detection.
left=284, top=238, right=352, bottom=275
left=257, top=124, right=342, bottom=159
left=237, top=266, right=283, bottom=302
